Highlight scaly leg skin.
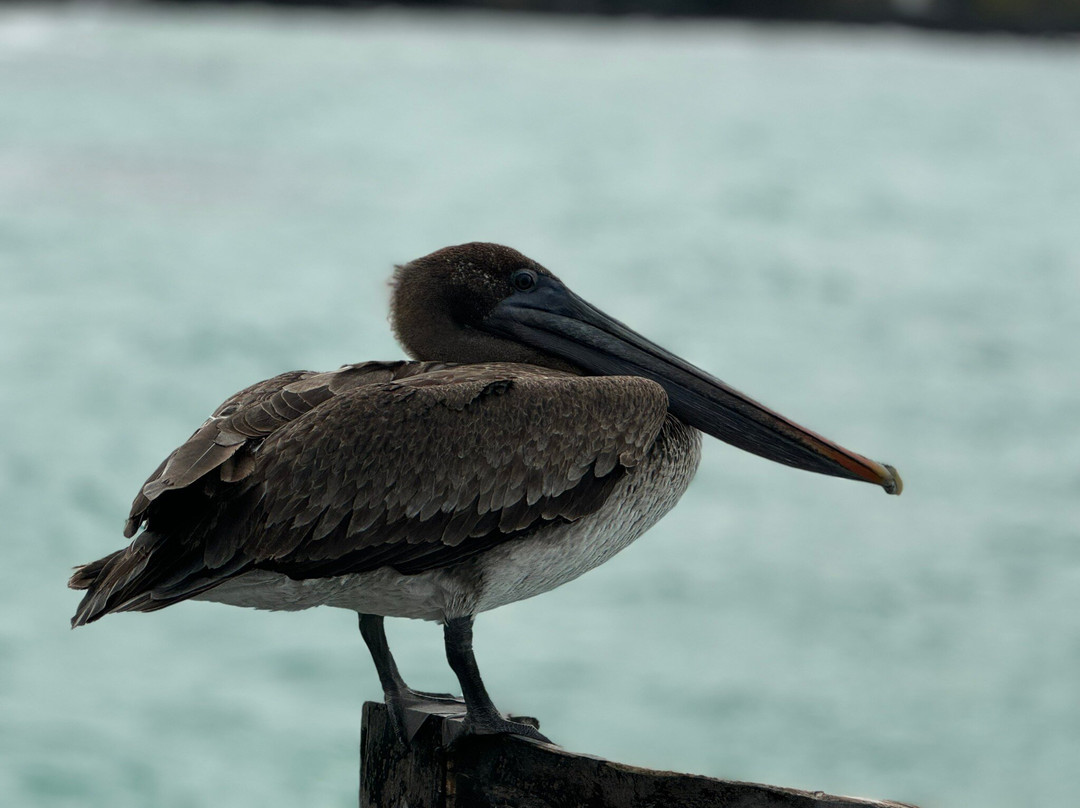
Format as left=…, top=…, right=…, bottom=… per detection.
left=443, top=615, right=551, bottom=744
left=357, top=613, right=464, bottom=745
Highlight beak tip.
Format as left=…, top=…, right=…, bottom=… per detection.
left=881, top=464, right=903, bottom=496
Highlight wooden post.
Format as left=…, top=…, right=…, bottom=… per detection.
left=360, top=701, right=919, bottom=808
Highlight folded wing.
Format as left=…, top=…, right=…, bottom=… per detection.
left=71, top=362, right=668, bottom=624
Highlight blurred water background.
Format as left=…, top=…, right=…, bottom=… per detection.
left=2, top=4, right=1079, bottom=807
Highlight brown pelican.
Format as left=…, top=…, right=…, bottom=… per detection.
left=70, top=242, right=901, bottom=744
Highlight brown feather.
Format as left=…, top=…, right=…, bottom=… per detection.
left=72, top=361, right=668, bottom=625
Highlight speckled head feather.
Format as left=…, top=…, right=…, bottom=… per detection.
left=390, top=243, right=566, bottom=368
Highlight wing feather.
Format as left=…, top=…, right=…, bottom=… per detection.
left=227, top=369, right=668, bottom=575
left=75, top=361, right=669, bottom=624
left=124, top=361, right=451, bottom=537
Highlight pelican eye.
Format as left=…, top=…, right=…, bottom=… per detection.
left=511, top=269, right=538, bottom=292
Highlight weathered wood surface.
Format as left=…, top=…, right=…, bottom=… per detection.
left=360, top=701, right=919, bottom=808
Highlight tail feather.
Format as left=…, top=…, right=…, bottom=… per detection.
left=68, top=550, right=124, bottom=591
left=70, top=530, right=246, bottom=627
left=69, top=533, right=165, bottom=627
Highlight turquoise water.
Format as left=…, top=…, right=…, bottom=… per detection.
left=2, top=5, right=1079, bottom=806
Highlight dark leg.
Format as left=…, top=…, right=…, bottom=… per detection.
left=443, top=615, right=550, bottom=743
left=358, top=614, right=463, bottom=744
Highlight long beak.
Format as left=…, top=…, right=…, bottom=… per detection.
left=484, top=279, right=902, bottom=495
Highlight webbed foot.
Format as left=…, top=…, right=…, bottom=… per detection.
left=463, top=709, right=550, bottom=744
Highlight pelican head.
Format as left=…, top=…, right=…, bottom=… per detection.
left=392, top=242, right=901, bottom=494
